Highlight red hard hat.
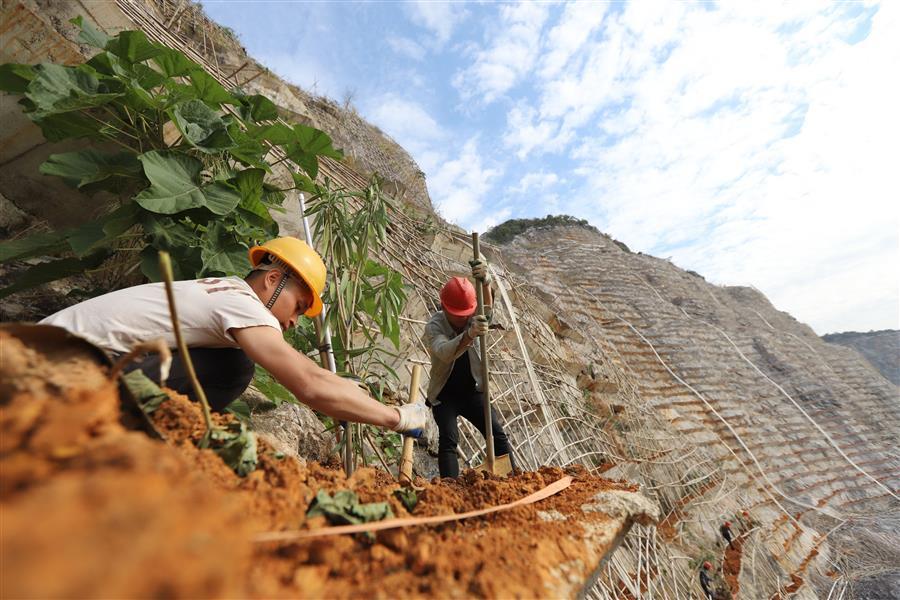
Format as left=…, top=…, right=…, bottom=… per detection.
left=725, top=521, right=731, bottom=527
left=742, top=511, right=750, bottom=517
left=440, top=277, right=477, bottom=317
left=703, top=561, right=712, bottom=570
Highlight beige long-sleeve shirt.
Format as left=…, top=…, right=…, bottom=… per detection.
left=422, top=307, right=492, bottom=405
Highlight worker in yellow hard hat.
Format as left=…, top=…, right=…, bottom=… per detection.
left=40, top=236, right=427, bottom=434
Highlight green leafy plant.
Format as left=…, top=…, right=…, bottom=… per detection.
left=210, top=421, right=258, bottom=477
left=305, top=176, right=406, bottom=375
left=0, top=17, right=342, bottom=297
left=394, top=487, right=418, bottom=512
left=306, top=489, right=394, bottom=525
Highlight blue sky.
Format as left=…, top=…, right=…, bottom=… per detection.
left=201, top=1, right=899, bottom=335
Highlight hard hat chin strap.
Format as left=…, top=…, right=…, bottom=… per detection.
left=265, top=272, right=290, bottom=310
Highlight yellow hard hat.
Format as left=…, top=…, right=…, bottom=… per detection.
left=248, top=237, right=326, bottom=317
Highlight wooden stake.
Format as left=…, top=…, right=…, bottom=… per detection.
left=399, top=364, right=422, bottom=484
left=472, top=233, right=495, bottom=474
left=158, top=251, right=214, bottom=447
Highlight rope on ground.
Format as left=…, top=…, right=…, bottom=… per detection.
left=252, top=475, right=572, bottom=543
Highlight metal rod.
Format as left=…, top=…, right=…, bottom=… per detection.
left=298, top=191, right=353, bottom=475
left=472, top=232, right=495, bottom=474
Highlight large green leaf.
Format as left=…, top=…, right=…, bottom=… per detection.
left=135, top=152, right=240, bottom=216
left=26, top=63, right=120, bottom=116
left=139, top=243, right=201, bottom=282
left=202, top=181, right=242, bottom=215
left=39, top=150, right=142, bottom=192
left=228, top=125, right=269, bottom=170
left=67, top=203, right=141, bottom=257
left=285, top=146, right=319, bottom=180
left=69, top=16, right=110, bottom=49
left=121, top=370, right=168, bottom=413
left=200, top=222, right=251, bottom=275
left=152, top=47, right=199, bottom=77
left=209, top=421, right=258, bottom=477
left=290, top=171, right=317, bottom=194
left=140, top=213, right=197, bottom=249
left=234, top=168, right=265, bottom=204
left=248, top=122, right=294, bottom=145
left=188, top=69, right=235, bottom=106
left=133, top=151, right=206, bottom=214
left=131, top=63, right=166, bottom=90
left=31, top=111, right=102, bottom=141
left=245, top=94, right=278, bottom=121
left=0, top=230, right=69, bottom=263
left=294, top=124, right=343, bottom=158
left=306, top=489, right=393, bottom=525
left=285, top=126, right=342, bottom=180
left=0, top=63, right=35, bottom=93
left=105, top=30, right=160, bottom=64
left=0, top=249, right=111, bottom=299
left=170, top=99, right=233, bottom=152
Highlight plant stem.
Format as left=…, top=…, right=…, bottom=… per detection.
left=158, top=250, right=215, bottom=447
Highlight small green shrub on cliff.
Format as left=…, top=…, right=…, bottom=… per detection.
left=483, top=214, right=599, bottom=245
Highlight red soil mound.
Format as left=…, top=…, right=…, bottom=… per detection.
left=1, top=328, right=638, bottom=598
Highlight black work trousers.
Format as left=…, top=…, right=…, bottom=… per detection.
left=124, top=347, right=255, bottom=412
left=432, top=389, right=513, bottom=478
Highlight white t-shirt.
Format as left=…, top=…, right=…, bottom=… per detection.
left=40, top=277, right=280, bottom=355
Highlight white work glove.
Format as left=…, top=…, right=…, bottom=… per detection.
left=393, top=403, right=428, bottom=434
left=466, top=314, right=489, bottom=339
left=470, top=257, right=491, bottom=284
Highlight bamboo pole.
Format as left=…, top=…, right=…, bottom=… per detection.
left=158, top=251, right=214, bottom=446
left=297, top=191, right=353, bottom=474
left=472, top=233, right=495, bottom=474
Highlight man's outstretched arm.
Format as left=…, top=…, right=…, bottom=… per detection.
left=232, top=325, right=423, bottom=430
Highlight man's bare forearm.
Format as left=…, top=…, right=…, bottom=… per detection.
left=233, top=326, right=400, bottom=429
left=298, top=369, right=399, bottom=428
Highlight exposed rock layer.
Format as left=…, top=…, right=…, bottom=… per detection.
left=822, top=329, right=900, bottom=385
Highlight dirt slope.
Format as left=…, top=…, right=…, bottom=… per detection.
left=0, top=326, right=652, bottom=599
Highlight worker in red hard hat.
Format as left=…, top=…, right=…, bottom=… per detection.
left=720, top=520, right=734, bottom=549
left=699, top=562, right=714, bottom=599
left=423, top=257, right=513, bottom=478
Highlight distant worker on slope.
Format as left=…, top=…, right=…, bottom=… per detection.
left=720, top=521, right=734, bottom=549
left=423, top=258, right=515, bottom=478
left=699, top=561, right=714, bottom=600
left=41, top=237, right=427, bottom=434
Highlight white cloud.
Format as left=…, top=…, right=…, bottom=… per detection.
left=502, top=104, right=561, bottom=159
left=453, top=2, right=551, bottom=103
left=512, top=170, right=560, bottom=194
left=539, top=1, right=609, bottom=79
left=407, top=1, right=469, bottom=44
left=427, top=138, right=501, bottom=228
left=556, top=1, right=899, bottom=333
left=387, top=36, right=426, bottom=61
left=364, top=94, right=446, bottom=160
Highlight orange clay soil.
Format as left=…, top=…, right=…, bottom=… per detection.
left=722, top=533, right=746, bottom=598
left=1, top=329, right=638, bottom=599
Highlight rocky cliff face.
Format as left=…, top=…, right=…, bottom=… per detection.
left=822, top=330, right=900, bottom=386
left=496, top=224, right=900, bottom=599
